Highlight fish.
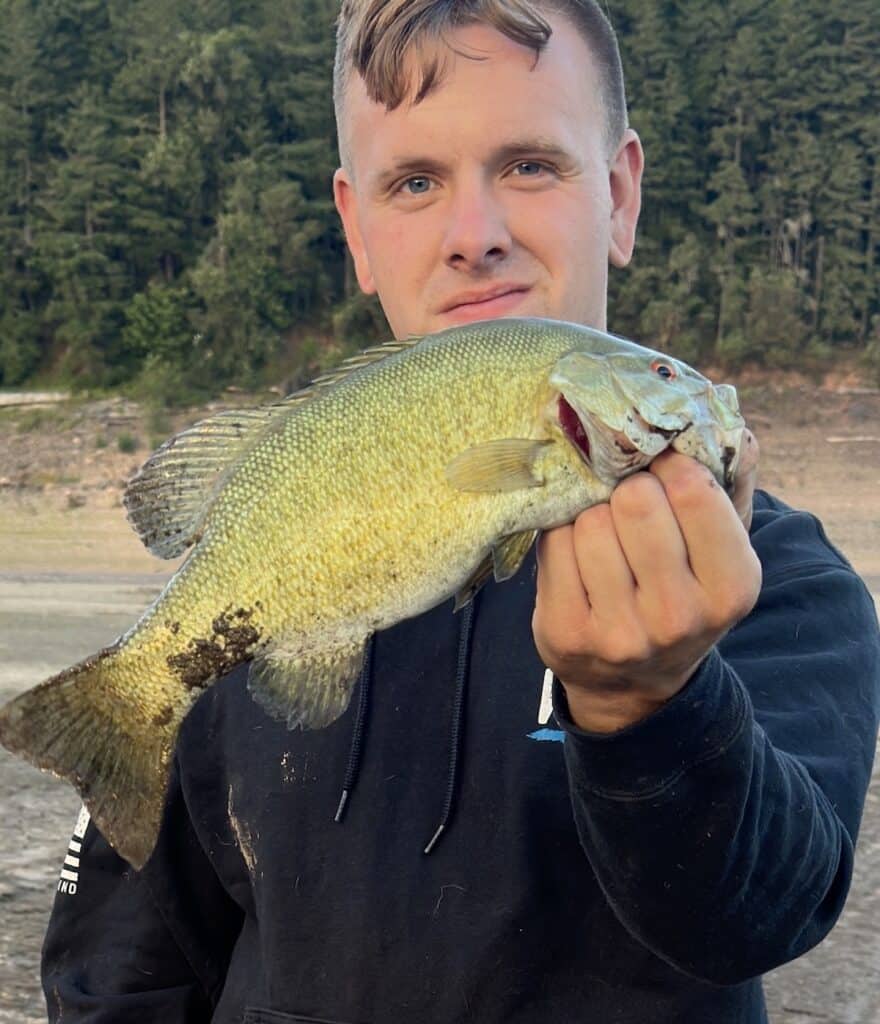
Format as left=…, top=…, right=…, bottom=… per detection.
left=0, top=317, right=745, bottom=869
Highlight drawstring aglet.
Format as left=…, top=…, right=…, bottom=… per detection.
left=423, top=824, right=445, bottom=855
left=334, top=789, right=350, bottom=823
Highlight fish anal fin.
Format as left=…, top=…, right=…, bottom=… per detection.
left=444, top=439, right=551, bottom=493
left=247, top=636, right=368, bottom=730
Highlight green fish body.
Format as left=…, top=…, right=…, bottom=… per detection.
left=0, top=317, right=744, bottom=868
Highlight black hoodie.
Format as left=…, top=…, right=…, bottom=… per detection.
left=42, top=491, right=880, bottom=1023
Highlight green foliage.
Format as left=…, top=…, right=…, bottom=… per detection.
left=117, top=431, right=139, bottom=453
left=332, top=291, right=389, bottom=348
left=0, top=0, right=876, bottom=388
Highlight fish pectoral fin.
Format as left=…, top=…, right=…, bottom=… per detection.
left=247, top=636, right=368, bottom=730
left=444, top=439, right=551, bottom=493
left=492, top=529, right=538, bottom=582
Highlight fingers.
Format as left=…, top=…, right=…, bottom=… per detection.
left=607, top=472, right=698, bottom=618
left=649, top=451, right=762, bottom=620
left=535, top=524, right=592, bottom=635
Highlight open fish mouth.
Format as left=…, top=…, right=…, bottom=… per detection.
left=557, top=395, right=684, bottom=482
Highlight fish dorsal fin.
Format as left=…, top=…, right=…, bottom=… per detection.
left=124, top=336, right=425, bottom=559
left=124, top=405, right=293, bottom=558
left=306, top=337, right=423, bottom=390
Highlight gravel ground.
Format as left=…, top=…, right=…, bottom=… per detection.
left=0, top=574, right=878, bottom=1022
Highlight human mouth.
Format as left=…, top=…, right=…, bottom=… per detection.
left=440, top=287, right=530, bottom=325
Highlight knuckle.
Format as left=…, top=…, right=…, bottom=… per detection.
left=707, top=580, right=760, bottom=630
left=610, top=473, right=661, bottom=519
left=649, top=607, right=701, bottom=648
left=532, top=610, right=585, bottom=663
left=664, top=465, right=716, bottom=511
left=601, top=628, right=652, bottom=666
left=574, top=502, right=613, bottom=542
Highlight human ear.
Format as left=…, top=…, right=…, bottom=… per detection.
left=607, top=130, right=644, bottom=269
left=333, top=168, right=377, bottom=294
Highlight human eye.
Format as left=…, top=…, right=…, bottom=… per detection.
left=395, top=175, right=433, bottom=196
left=511, top=160, right=554, bottom=178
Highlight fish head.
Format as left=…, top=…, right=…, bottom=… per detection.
left=549, top=348, right=745, bottom=491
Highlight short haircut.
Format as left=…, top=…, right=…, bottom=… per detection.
left=333, top=0, right=629, bottom=176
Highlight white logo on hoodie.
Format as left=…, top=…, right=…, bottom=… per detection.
left=57, top=805, right=90, bottom=895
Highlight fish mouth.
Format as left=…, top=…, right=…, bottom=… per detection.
left=557, top=395, right=682, bottom=481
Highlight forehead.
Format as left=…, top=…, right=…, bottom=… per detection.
left=344, top=14, right=605, bottom=186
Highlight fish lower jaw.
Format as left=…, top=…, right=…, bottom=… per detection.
left=579, top=422, right=657, bottom=486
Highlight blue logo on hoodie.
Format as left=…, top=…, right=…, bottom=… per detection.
left=527, top=729, right=566, bottom=743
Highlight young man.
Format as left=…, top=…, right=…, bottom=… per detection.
left=41, top=2, right=880, bottom=1022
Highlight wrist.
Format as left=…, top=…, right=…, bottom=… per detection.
left=558, top=682, right=670, bottom=734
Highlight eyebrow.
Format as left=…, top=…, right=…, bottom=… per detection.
left=370, top=137, right=578, bottom=193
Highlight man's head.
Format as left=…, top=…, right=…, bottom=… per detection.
left=331, top=0, right=644, bottom=339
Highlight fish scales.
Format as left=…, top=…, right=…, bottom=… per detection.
left=150, top=321, right=582, bottom=647
left=0, top=317, right=745, bottom=868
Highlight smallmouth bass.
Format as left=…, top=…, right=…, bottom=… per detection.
left=0, top=317, right=745, bottom=868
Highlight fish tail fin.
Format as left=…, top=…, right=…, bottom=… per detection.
left=0, top=647, right=179, bottom=870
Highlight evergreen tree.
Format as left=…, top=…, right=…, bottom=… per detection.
left=0, top=0, right=875, bottom=392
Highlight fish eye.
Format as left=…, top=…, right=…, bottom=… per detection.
left=651, top=360, right=676, bottom=381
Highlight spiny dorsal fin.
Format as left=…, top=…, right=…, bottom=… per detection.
left=125, top=335, right=425, bottom=559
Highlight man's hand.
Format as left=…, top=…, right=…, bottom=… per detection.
left=532, top=430, right=761, bottom=733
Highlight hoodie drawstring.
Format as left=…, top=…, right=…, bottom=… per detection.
left=334, top=634, right=375, bottom=823
left=424, top=596, right=476, bottom=855
left=333, top=595, right=477, bottom=854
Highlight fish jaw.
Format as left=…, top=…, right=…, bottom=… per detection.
left=550, top=353, right=683, bottom=486
left=549, top=348, right=745, bottom=489
left=669, top=384, right=745, bottom=490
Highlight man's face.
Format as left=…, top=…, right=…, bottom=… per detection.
left=333, top=11, right=644, bottom=340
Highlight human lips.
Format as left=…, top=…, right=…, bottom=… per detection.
left=440, top=286, right=531, bottom=324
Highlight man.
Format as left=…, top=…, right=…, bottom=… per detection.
left=41, top=2, right=880, bottom=1022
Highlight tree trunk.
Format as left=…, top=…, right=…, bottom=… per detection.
left=813, top=234, right=825, bottom=332
left=862, top=169, right=876, bottom=342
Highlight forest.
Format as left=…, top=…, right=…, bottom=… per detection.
left=0, top=0, right=878, bottom=401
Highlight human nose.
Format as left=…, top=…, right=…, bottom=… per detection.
left=441, top=179, right=512, bottom=270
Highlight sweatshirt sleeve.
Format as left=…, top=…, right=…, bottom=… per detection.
left=42, top=759, right=243, bottom=1022
left=552, top=497, right=880, bottom=985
